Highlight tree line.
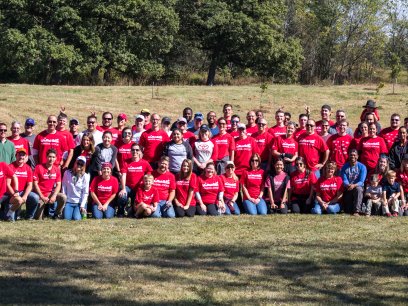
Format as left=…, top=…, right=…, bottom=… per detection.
left=0, top=0, right=406, bottom=85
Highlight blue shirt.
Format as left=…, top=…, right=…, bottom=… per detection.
left=382, top=181, right=400, bottom=198
left=341, top=161, right=367, bottom=187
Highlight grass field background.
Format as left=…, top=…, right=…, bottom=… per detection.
left=0, top=84, right=408, bottom=304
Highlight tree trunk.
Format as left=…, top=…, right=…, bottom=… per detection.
left=206, top=48, right=220, bottom=86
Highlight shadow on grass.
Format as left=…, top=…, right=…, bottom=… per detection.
left=0, top=239, right=407, bottom=304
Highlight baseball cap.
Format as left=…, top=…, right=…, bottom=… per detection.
left=76, top=156, right=86, bottom=164
left=258, top=118, right=267, bottom=125
left=136, top=114, right=145, bottom=121
left=237, top=123, right=246, bottom=130
left=140, top=109, right=150, bottom=114
left=226, top=161, right=235, bottom=167
left=118, top=113, right=127, bottom=121
left=69, top=118, right=79, bottom=125
left=200, top=124, right=210, bottom=131
left=321, top=104, right=331, bottom=111
left=101, top=162, right=112, bottom=169
left=16, top=148, right=27, bottom=155
left=194, top=112, right=204, bottom=121
left=162, top=117, right=171, bottom=124
left=177, top=117, right=187, bottom=124
left=25, top=118, right=35, bottom=126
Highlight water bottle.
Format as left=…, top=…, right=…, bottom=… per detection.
left=81, top=211, right=87, bottom=220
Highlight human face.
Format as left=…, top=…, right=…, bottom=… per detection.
left=399, top=128, right=407, bottom=142
left=387, top=176, right=396, bottom=185
left=218, top=120, right=227, bottom=133
left=11, top=124, right=21, bottom=137
left=256, top=111, right=263, bottom=119
left=122, top=129, right=132, bottom=142
left=131, top=146, right=141, bottom=159
left=207, top=112, right=216, bottom=125
left=142, top=113, right=151, bottom=124
left=103, top=134, right=112, bottom=146
left=239, top=128, right=246, bottom=138
left=16, top=151, right=26, bottom=165
left=306, top=120, right=315, bottom=134
left=102, top=166, right=111, bottom=178
left=82, top=136, right=91, bottom=149
left=391, top=116, right=400, bottom=129
left=360, top=123, right=368, bottom=135
left=136, top=118, right=144, bottom=128
left=321, top=108, right=331, bottom=120
left=286, top=124, right=295, bottom=136
left=295, top=160, right=305, bottom=172
left=378, top=158, right=387, bottom=171
left=326, top=166, right=335, bottom=178
left=336, top=112, right=346, bottom=123
left=299, top=116, right=308, bottom=128
left=177, top=121, right=186, bottom=131
left=257, top=121, right=266, bottom=132
left=276, top=112, right=285, bottom=125
left=76, top=160, right=85, bottom=172
left=338, top=122, right=348, bottom=135
left=200, top=130, right=210, bottom=141
left=349, top=151, right=358, bottom=164
left=231, top=119, right=239, bottom=130
left=57, top=117, right=67, bottom=129
left=47, top=116, right=57, bottom=132
left=144, top=177, right=153, bottom=189
left=368, top=125, right=377, bottom=137
left=172, top=130, right=182, bottom=143
left=159, top=160, right=169, bottom=173
left=204, top=165, right=215, bottom=177
left=46, top=153, right=56, bottom=166
left=0, top=125, right=7, bottom=139
left=182, top=161, right=190, bottom=173
left=250, top=156, right=260, bottom=169
left=225, top=165, right=235, bottom=176
left=370, top=180, right=378, bottom=187
left=274, top=161, right=284, bottom=173
left=183, top=109, right=192, bottom=122
left=247, top=112, right=256, bottom=125
left=224, top=106, right=232, bottom=118
left=87, top=118, right=96, bottom=131
left=25, top=124, right=34, bottom=134
left=366, top=114, right=375, bottom=124
left=70, top=123, right=79, bottom=134
left=102, top=114, right=113, bottom=127
left=151, top=115, right=160, bottom=129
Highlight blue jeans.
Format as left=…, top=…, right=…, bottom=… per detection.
left=1, top=191, right=39, bottom=220
left=117, top=186, right=135, bottom=215
left=224, top=201, right=241, bottom=215
left=243, top=199, right=267, bottom=215
left=311, top=201, right=341, bottom=215
left=313, top=169, right=321, bottom=179
left=64, top=202, right=82, bottom=221
left=92, top=204, right=115, bottom=219
left=151, top=200, right=176, bottom=218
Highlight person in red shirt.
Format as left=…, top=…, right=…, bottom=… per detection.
left=245, top=111, right=258, bottom=137
left=134, top=174, right=159, bottom=218
left=33, top=148, right=62, bottom=219
left=177, top=117, right=195, bottom=145
left=116, top=127, right=135, bottom=170
left=196, top=162, right=225, bottom=216
left=213, top=117, right=235, bottom=174
left=33, top=115, right=69, bottom=167
left=293, top=114, right=309, bottom=141
left=360, top=99, right=380, bottom=122
left=56, top=113, right=75, bottom=170
left=351, top=122, right=369, bottom=150
left=234, top=124, right=259, bottom=177
left=379, top=113, right=401, bottom=151
left=396, top=155, right=408, bottom=215
left=139, top=113, right=170, bottom=168
left=241, top=153, right=267, bottom=215
left=315, top=104, right=335, bottom=134
left=312, top=162, right=343, bottom=214
left=151, top=156, right=176, bottom=218
left=6, top=148, right=37, bottom=221
left=220, top=161, right=240, bottom=215
left=118, top=143, right=152, bottom=216
left=271, top=121, right=298, bottom=174
left=298, top=119, right=329, bottom=178
left=96, top=112, right=120, bottom=145
left=223, top=103, right=233, bottom=130
left=116, top=113, right=128, bottom=133
left=289, top=156, right=317, bottom=213
left=358, top=123, right=388, bottom=171
left=252, top=118, right=273, bottom=170
left=0, top=159, right=20, bottom=221
left=140, top=109, right=152, bottom=130
left=7, top=121, right=31, bottom=155
left=326, top=119, right=353, bottom=170
left=227, top=115, right=240, bottom=141
left=90, top=162, right=119, bottom=219
left=174, top=159, right=197, bottom=217
left=268, top=110, right=286, bottom=138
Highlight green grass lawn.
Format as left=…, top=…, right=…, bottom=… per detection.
left=1, top=215, right=407, bottom=305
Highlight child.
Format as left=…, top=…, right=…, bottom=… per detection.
left=363, top=174, right=383, bottom=216
left=134, top=174, right=159, bottom=218
left=382, top=170, right=402, bottom=217
left=360, top=100, right=380, bottom=122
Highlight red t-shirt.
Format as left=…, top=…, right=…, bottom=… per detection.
left=7, top=137, right=31, bottom=155
left=139, top=129, right=170, bottom=162
left=240, top=168, right=265, bottom=200
left=315, top=176, right=343, bottom=202
left=0, top=162, right=14, bottom=197
left=246, top=125, right=258, bottom=137
left=212, top=133, right=235, bottom=160
left=96, top=126, right=120, bottom=145
left=326, top=134, right=353, bottom=169
left=396, top=170, right=408, bottom=193
left=197, top=175, right=224, bottom=204
left=272, top=135, right=298, bottom=158
left=315, top=120, right=335, bottom=134
left=57, top=129, right=75, bottom=150
left=290, top=170, right=317, bottom=197
left=268, top=125, right=286, bottom=138
left=116, top=140, right=135, bottom=169
left=152, top=170, right=176, bottom=201
left=33, top=164, right=61, bottom=197
left=121, top=159, right=152, bottom=189
left=379, top=127, right=399, bottom=151
left=89, top=175, right=119, bottom=204
left=175, top=173, right=197, bottom=206
left=9, top=162, right=33, bottom=192
left=234, top=137, right=259, bottom=176
left=293, top=128, right=307, bottom=141
left=33, top=131, right=68, bottom=166
left=136, top=187, right=159, bottom=205
left=357, top=136, right=388, bottom=170
left=144, top=122, right=152, bottom=131
left=221, top=175, right=239, bottom=199
left=298, top=133, right=328, bottom=171
left=252, top=131, right=273, bottom=162
left=182, top=131, right=196, bottom=145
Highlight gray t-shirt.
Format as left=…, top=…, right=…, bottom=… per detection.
left=365, top=185, right=382, bottom=200
left=20, top=133, right=36, bottom=170
left=167, top=143, right=188, bottom=173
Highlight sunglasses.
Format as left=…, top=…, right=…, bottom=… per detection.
left=131, top=149, right=141, bottom=152
left=306, top=124, right=315, bottom=127
left=0, top=129, right=6, bottom=132
left=103, top=117, right=113, bottom=120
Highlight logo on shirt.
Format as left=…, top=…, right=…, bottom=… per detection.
left=202, top=182, right=219, bottom=188
left=148, top=135, right=163, bottom=141
left=320, top=183, right=338, bottom=190
left=98, top=185, right=112, bottom=191
left=248, top=174, right=262, bottom=179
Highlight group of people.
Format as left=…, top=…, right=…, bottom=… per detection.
left=1, top=99, right=408, bottom=221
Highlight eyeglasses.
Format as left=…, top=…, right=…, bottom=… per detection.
left=103, top=117, right=112, bottom=121
left=123, top=132, right=132, bottom=135
left=178, top=122, right=186, bottom=125
left=0, top=129, right=6, bottom=132
left=306, top=124, right=315, bottom=127
left=131, top=149, right=140, bottom=152
left=87, top=121, right=96, bottom=124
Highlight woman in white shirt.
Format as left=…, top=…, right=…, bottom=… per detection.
left=62, top=156, right=90, bottom=220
